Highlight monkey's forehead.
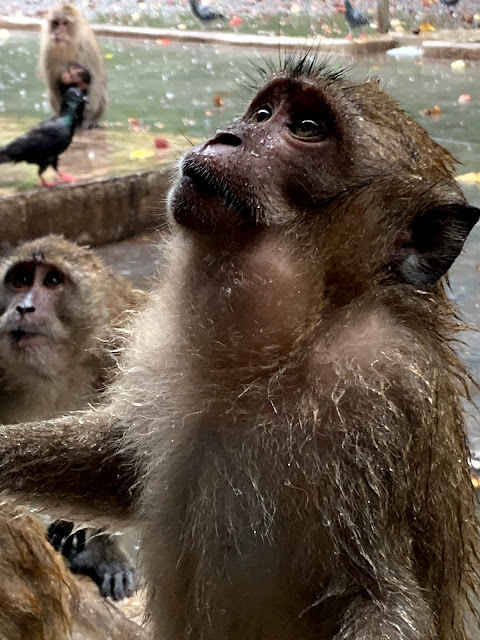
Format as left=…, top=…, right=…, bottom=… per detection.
left=0, top=236, right=104, bottom=276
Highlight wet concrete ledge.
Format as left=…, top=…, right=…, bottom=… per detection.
left=0, top=166, right=175, bottom=250
left=0, top=15, right=396, bottom=54
left=3, top=16, right=480, bottom=58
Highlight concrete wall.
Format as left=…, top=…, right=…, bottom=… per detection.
left=0, top=166, right=175, bottom=250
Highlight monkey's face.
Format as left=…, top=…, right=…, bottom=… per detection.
left=50, top=15, right=73, bottom=45
left=169, top=64, right=479, bottom=289
left=0, top=261, right=73, bottom=376
left=169, top=76, right=347, bottom=235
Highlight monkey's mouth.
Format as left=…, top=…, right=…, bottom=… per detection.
left=9, top=330, right=47, bottom=346
left=171, top=157, right=255, bottom=231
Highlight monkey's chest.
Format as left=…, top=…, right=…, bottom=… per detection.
left=167, top=455, right=340, bottom=639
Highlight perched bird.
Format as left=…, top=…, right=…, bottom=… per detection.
left=0, top=86, right=86, bottom=187
left=344, top=0, right=369, bottom=39
left=188, top=0, right=226, bottom=25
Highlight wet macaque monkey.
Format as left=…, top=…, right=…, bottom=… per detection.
left=0, top=236, right=145, bottom=601
left=40, top=3, right=107, bottom=129
left=0, top=54, right=479, bottom=640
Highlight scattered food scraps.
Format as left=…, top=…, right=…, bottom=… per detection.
left=451, top=60, right=466, bottom=71
left=457, top=172, right=480, bottom=185
left=212, top=95, right=224, bottom=107
left=229, top=16, right=242, bottom=26
left=458, top=94, right=471, bottom=104
left=419, top=22, right=435, bottom=31
left=129, top=148, right=155, bottom=160
left=419, top=105, right=441, bottom=117
left=154, top=137, right=170, bottom=149
left=156, top=39, right=171, bottom=45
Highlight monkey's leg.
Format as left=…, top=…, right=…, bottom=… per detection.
left=49, top=522, right=137, bottom=601
left=0, top=409, right=135, bottom=525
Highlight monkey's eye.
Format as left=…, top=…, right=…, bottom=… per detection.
left=249, top=105, right=273, bottom=124
left=5, top=265, right=34, bottom=289
left=44, top=269, right=64, bottom=288
left=289, top=118, right=327, bottom=140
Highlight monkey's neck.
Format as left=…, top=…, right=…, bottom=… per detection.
left=167, top=230, right=321, bottom=365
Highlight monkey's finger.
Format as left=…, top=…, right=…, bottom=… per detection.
left=101, top=570, right=114, bottom=599
left=122, top=568, right=137, bottom=599
left=111, top=571, right=129, bottom=601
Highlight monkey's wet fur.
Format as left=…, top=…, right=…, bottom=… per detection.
left=1, top=53, right=480, bottom=640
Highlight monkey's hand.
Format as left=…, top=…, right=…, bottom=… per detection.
left=67, top=528, right=137, bottom=601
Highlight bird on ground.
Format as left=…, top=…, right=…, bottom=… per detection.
left=344, top=0, right=369, bottom=39
left=0, top=86, right=86, bottom=187
left=440, top=0, right=459, bottom=17
left=188, top=0, right=226, bottom=26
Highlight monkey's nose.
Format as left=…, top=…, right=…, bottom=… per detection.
left=206, top=131, right=242, bottom=147
left=16, top=305, right=35, bottom=316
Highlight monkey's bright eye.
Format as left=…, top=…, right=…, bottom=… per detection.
left=250, top=105, right=273, bottom=124
left=289, top=119, right=326, bottom=139
left=44, top=269, right=64, bottom=288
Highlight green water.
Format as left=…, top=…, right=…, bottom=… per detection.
left=0, top=32, right=479, bottom=205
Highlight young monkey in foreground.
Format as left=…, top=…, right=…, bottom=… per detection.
left=0, top=55, right=479, bottom=640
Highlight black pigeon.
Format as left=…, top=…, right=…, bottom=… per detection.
left=189, top=0, right=226, bottom=24
left=344, top=0, right=369, bottom=38
left=440, top=0, right=459, bottom=5
left=0, top=86, right=86, bottom=187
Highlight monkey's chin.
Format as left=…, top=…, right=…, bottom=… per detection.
left=168, top=163, right=256, bottom=235
left=168, top=178, right=241, bottom=233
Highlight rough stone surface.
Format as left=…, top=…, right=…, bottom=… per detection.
left=0, top=167, right=173, bottom=251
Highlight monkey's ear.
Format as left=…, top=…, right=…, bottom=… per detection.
left=397, top=203, right=480, bottom=287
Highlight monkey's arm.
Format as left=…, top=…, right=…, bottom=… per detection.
left=0, top=410, right=136, bottom=525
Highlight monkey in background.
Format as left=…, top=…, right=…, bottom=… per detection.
left=0, top=235, right=144, bottom=423
left=40, top=3, right=107, bottom=129
left=0, top=235, right=146, bottom=601
left=0, top=54, right=479, bottom=640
